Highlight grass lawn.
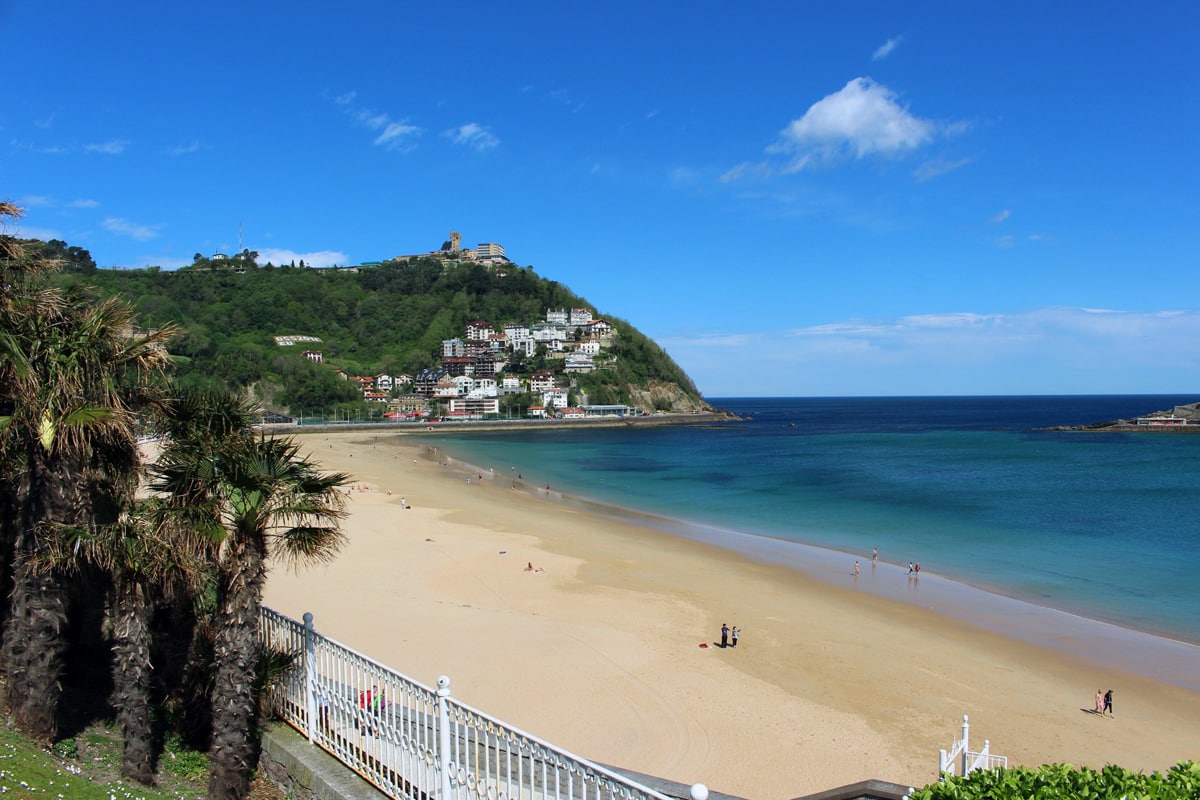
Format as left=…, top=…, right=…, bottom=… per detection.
left=0, top=719, right=283, bottom=800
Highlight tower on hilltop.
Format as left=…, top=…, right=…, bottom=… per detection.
left=449, top=231, right=461, bottom=253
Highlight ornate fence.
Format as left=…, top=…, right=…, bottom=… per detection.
left=259, top=607, right=700, bottom=800
left=938, top=715, right=1007, bottom=778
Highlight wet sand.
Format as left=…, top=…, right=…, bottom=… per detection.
left=263, top=431, right=1200, bottom=799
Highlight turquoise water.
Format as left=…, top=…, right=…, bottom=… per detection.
left=423, top=396, right=1200, bottom=647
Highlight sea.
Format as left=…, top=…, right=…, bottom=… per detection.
left=423, top=395, right=1200, bottom=687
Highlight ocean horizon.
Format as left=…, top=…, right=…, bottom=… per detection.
left=422, top=394, right=1200, bottom=688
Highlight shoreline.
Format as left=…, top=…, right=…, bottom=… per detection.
left=264, top=430, right=1200, bottom=798
left=432, top=439, right=1200, bottom=691
left=426, top=433, right=1200, bottom=662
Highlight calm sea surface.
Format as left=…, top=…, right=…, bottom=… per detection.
left=425, top=396, right=1200, bottom=648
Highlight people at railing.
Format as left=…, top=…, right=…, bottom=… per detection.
left=358, top=684, right=387, bottom=736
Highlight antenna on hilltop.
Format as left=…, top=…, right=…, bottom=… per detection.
left=239, top=221, right=244, bottom=253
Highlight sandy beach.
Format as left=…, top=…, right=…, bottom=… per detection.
left=263, top=430, right=1200, bottom=799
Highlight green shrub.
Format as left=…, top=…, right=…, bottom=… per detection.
left=911, top=761, right=1200, bottom=800
left=160, top=734, right=208, bottom=781
left=52, top=737, right=79, bottom=759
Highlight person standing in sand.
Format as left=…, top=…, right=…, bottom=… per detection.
left=731, top=626, right=739, bottom=647
left=720, top=623, right=729, bottom=648
left=853, top=561, right=860, bottom=576
left=1094, top=688, right=1104, bottom=714
left=1104, top=689, right=1114, bottom=717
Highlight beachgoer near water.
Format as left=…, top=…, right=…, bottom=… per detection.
left=721, top=623, right=729, bottom=648
left=731, top=626, right=739, bottom=647
left=1094, top=689, right=1104, bottom=714
left=914, top=563, right=921, bottom=575
left=853, top=560, right=860, bottom=576
left=872, top=547, right=878, bottom=563
left=908, top=562, right=915, bottom=575
left=1104, top=689, right=1114, bottom=717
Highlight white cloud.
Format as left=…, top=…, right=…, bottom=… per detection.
left=68, top=198, right=100, bottom=209
left=168, top=140, right=201, bottom=156
left=661, top=307, right=1200, bottom=396
left=85, top=139, right=129, bottom=155
left=256, top=248, right=348, bottom=268
left=102, top=217, right=160, bottom=241
left=445, top=122, right=499, bottom=151
left=872, top=36, right=904, bottom=61
left=719, top=161, right=775, bottom=184
left=769, top=78, right=937, bottom=172
left=373, top=121, right=421, bottom=150
left=990, top=209, right=1011, bottom=224
left=17, top=195, right=53, bottom=207
left=913, top=157, right=971, bottom=182
left=339, top=96, right=422, bottom=151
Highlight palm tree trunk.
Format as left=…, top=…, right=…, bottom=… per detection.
left=3, top=553, right=69, bottom=744
left=113, top=582, right=156, bottom=784
left=3, top=451, right=77, bottom=744
left=207, top=538, right=266, bottom=800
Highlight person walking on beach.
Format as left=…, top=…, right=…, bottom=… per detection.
left=853, top=560, right=860, bottom=576
left=1104, top=689, right=1114, bottom=717
left=720, top=623, right=729, bottom=648
left=1094, top=689, right=1104, bottom=714
left=872, top=547, right=878, bottom=564
left=731, top=626, right=739, bottom=647
left=908, top=562, right=915, bottom=575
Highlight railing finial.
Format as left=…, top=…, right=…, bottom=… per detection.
left=690, top=783, right=709, bottom=800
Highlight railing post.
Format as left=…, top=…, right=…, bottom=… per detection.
left=437, top=675, right=453, bottom=800
left=939, top=748, right=948, bottom=776
left=960, top=715, right=969, bottom=776
left=303, top=612, right=317, bottom=744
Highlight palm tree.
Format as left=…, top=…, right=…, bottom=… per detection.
left=39, top=499, right=209, bottom=783
left=0, top=222, right=173, bottom=743
left=151, top=391, right=349, bottom=800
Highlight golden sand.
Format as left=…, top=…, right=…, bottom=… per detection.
left=263, top=431, right=1200, bottom=799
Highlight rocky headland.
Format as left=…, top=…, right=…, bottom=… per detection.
left=1041, top=400, right=1200, bottom=432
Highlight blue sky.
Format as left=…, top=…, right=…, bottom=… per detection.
left=4, top=3, right=1198, bottom=397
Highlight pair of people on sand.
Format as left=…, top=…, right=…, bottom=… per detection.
left=1094, top=688, right=1114, bottom=717
left=720, top=623, right=740, bottom=648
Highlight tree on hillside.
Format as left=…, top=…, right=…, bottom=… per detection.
left=151, top=390, right=350, bottom=800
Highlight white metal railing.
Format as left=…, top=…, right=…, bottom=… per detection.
left=259, top=607, right=701, bottom=800
left=938, top=715, right=1007, bottom=778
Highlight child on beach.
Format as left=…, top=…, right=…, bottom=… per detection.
left=1094, top=688, right=1104, bottom=714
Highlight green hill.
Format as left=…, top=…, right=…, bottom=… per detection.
left=46, top=249, right=705, bottom=418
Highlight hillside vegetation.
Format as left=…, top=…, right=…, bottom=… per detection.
left=45, top=249, right=705, bottom=417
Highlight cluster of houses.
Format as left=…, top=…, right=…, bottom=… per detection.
left=277, top=308, right=629, bottom=420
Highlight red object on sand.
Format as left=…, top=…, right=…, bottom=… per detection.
left=698, top=643, right=708, bottom=648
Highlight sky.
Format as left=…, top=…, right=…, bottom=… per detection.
left=3, top=3, right=1199, bottom=397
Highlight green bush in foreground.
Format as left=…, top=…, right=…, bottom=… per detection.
left=911, top=761, right=1200, bottom=800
